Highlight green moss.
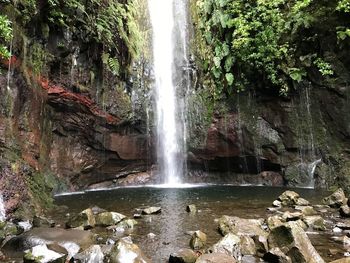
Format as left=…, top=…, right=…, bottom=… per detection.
left=29, top=42, right=53, bottom=75
left=26, top=171, right=54, bottom=211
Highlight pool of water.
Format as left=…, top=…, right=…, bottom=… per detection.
left=53, top=185, right=342, bottom=262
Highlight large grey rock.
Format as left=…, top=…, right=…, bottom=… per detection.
left=218, top=216, right=267, bottom=237
left=169, top=248, right=198, bottom=263
left=66, top=208, right=95, bottom=229
left=108, top=237, right=150, bottom=263
left=73, top=245, right=104, bottom=263
left=23, top=244, right=66, bottom=263
left=195, top=253, right=237, bottom=263
left=267, top=222, right=325, bottom=263
left=323, top=188, right=347, bottom=208
left=95, top=212, right=126, bottom=227
left=190, top=230, right=207, bottom=250
left=2, top=227, right=93, bottom=258
left=209, top=233, right=241, bottom=261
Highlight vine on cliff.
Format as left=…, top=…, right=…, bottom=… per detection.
left=0, top=14, right=12, bottom=59
left=192, top=0, right=348, bottom=97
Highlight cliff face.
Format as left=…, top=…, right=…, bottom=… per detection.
left=0, top=0, right=350, bottom=217
left=0, top=0, right=154, bottom=217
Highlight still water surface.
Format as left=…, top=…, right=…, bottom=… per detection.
left=54, top=185, right=340, bottom=262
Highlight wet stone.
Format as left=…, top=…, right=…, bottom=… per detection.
left=323, top=188, right=347, bottom=208
left=169, top=248, right=198, bottom=263
left=186, top=204, right=197, bottom=213
left=272, top=200, right=282, bottom=207
left=281, top=211, right=303, bottom=222
left=263, top=247, right=292, bottom=263
left=295, top=198, right=310, bottom=206
left=190, top=230, right=207, bottom=250
left=95, top=212, right=126, bottom=227
left=66, top=208, right=95, bottom=229
left=303, top=216, right=326, bottom=231
left=340, top=205, right=350, bottom=218
left=24, top=244, right=66, bottom=263
left=294, top=206, right=317, bottom=216
left=73, top=245, right=104, bottom=263
left=209, top=233, right=241, bottom=261
left=278, top=191, right=300, bottom=206
left=142, top=206, right=161, bottom=215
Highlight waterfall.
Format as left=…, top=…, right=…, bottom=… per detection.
left=148, top=0, right=189, bottom=185
left=0, top=194, right=6, bottom=222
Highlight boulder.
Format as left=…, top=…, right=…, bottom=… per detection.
left=195, top=253, right=237, bottom=263
left=267, top=216, right=284, bottom=230
left=218, top=216, right=267, bottom=237
left=323, top=188, right=347, bottom=208
left=108, top=237, right=150, bottom=263
left=209, top=233, right=241, bottom=260
left=95, top=212, right=126, bottom=227
left=340, top=205, right=350, bottom=217
left=240, top=236, right=256, bottom=255
left=267, top=222, right=325, bottom=263
left=106, top=219, right=138, bottom=232
left=186, top=205, right=197, bottom=213
left=142, top=207, right=161, bottom=215
left=23, top=244, right=66, bottom=263
left=278, top=191, right=300, bottom=206
left=252, top=235, right=268, bottom=257
left=169, top=248, right=198, bottom=263
left=2, top=227, right=93, bottom=258
left=190, top=230, right=207, bottom=250
left=73, top=245, right=104, bottom=263
left=263, top=247, right=292, bottom=263
left=66, top=208, right=95, bottom=229
left=302, top=216, right=326, bottom=231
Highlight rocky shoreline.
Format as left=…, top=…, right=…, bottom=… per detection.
left=0, top=188, right=349, bottom=262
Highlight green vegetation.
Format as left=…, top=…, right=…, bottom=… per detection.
left=0, top=14, right=12, bottom=58
left=45, top=0, right=144, bottom=75
left=192, top=0, right=349, bottom=97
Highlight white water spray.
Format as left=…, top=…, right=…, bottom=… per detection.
left=148, top=0, right=188, bottom=185
left=0, top=194, right=6, bottom=222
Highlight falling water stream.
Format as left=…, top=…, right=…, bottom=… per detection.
left=148, top=0, right=189, bottom=185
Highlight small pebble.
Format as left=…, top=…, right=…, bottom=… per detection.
left=333, top=227, right=343, bottom=233
left=147, top=233, right=156, bottom=239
